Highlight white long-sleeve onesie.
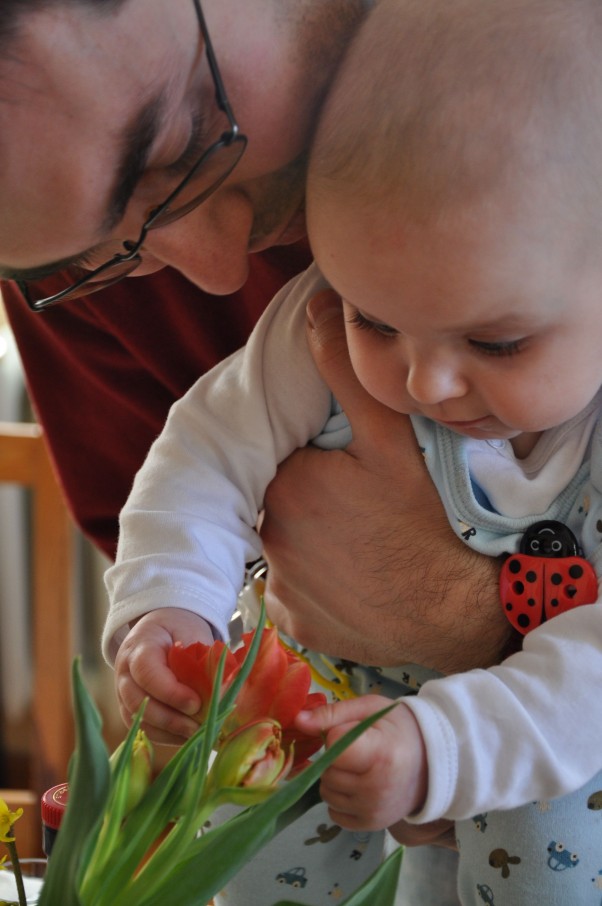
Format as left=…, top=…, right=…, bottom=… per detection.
left=104, top=263, right=602, bottom=826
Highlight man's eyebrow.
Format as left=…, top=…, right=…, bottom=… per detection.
left=103, top=93, right=166, bottom=232
left=0, top=94, right=166, bottom=282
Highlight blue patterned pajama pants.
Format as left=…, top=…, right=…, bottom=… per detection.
left=455, top=769, right=602, bottom=905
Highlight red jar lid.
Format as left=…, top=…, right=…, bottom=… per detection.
left=41, top=783, right=69, bottom=830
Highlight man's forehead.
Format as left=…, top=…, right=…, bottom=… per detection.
left=17, top=2, right=175, bottom=89
left=0, top=1, right=193, bottom=273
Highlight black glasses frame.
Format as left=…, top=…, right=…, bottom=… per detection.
left=19, top=0, right=247, bottom=311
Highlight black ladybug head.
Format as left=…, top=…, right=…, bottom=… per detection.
left=519, top=520, right=582, bottom=558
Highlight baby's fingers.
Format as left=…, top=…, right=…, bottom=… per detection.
left=296, top=696, right=391, bottom=773
left=296, top=695, right=393, bottom=746
left=115, top=671, right=200, bottom=743
left=320, top=768, right=390, bottom=831
left=296, top=694, right=391, bottom=734
left=126, top=647, right=200, bottom=715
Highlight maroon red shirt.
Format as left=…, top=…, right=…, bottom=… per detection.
left=1, top=244, right=312, bottom=559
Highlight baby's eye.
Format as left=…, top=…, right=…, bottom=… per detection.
left=348, top=309, right=398, bottom=337
left=468, top=338, right=525, bottom=357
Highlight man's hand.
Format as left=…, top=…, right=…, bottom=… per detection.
left=261, top=291, right=511, bottom=673
left=114, top=608, right=214, bottom=744
left=388, top=818, right=458, bottom=850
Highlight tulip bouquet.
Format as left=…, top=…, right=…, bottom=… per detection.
left=28, top=606, right=403, bottom=906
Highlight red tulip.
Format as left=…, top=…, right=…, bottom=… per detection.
left=223, top=628, right=314, bottom=733
left=168, top=627, right=327, bottom=769
left=167, top=638, right=239, bottom=724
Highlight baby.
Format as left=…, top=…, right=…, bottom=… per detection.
left=105, top=0, right=602, bottom=902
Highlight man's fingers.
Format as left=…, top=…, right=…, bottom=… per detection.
left=306, top=292, right=379, bottom=434
left=306, top=290, right=351, bottom=381
left=306, top=290, right=416, bottom=455
left=389, top=818, right=458, bottom=850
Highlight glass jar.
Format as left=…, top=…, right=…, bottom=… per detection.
left=0, top=857, right=47, bottom=904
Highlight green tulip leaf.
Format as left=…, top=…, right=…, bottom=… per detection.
left=114, top=704, right=395, bottom=906
left=38, top=659, right=110, bottom=906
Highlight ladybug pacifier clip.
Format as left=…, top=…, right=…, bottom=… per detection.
left=500, top=520, right=598, bottom=635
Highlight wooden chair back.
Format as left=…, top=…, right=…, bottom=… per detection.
left=0, top=423, right=74, bottom=798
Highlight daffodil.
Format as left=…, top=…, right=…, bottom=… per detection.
left=0, top=801, right=22, bottom=845
left=0, top=799, right=26, bottom=906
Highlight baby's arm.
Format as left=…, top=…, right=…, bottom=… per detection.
left=103, top=268, right=334, bottom=740
left=299, top=601, right=602, bottom=832
left=114, top=608, right=214, bottom=745
left=295, top=696, right=428, bottom=831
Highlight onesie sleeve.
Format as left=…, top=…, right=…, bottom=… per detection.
left=403, top=599, right=602, bottom=822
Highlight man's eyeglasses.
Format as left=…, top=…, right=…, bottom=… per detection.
left=17, top=0, right=247, bottom=311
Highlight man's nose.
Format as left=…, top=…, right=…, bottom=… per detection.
left=140, top=189, right=255, bottom=296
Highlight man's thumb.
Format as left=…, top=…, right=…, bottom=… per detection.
left=306, top=290, right=398, bottom=444
left=306, top=290, right=369, bottom=414
left=306, top=290, right=348, bottom=366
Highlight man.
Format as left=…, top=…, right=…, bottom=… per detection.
left=0, top=2, right=510, bottom=900
left=0, top=0, right=506, bottom=674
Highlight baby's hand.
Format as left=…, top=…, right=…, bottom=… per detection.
left=114, top=608, right=214, bottom=745
left=295, top=695, right=428, bottom=831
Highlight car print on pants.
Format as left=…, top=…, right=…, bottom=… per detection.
left=276, top=866, right=308, bottom=888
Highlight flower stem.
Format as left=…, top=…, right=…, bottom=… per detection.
left=6, top=837, right=27, bottom=906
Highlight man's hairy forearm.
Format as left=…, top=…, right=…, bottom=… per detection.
left=390, top=534, right=511, bottom=674
left=338, top=497, right=511, bottom=673
left=263, top=448, right=512, bottom=674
